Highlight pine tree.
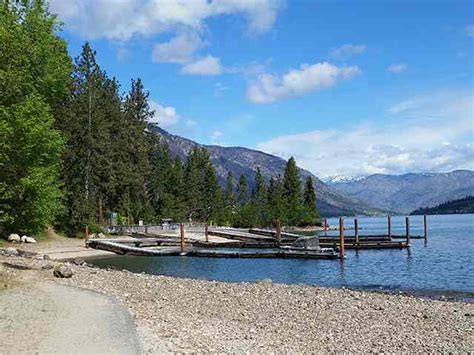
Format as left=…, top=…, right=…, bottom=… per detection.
left=267, top=176, right=286, bottom=225
left=223, top=171, right=236, bottom=225
left=237, top=174, right=248, bottom=206
left=120, top=78, right=154, bottom=222
left=302, top=176, right=319, bottom=225
left=252, top=167, right=267, bottom=226
left=283, top=157, right=304, bottom=225
left=58, top=43, right=118, bottom=233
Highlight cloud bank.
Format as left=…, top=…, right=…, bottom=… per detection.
left=257, top=92, right=474, bottom=177
left=246, top=62, right=361, bottom=103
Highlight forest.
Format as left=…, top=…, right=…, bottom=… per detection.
left=0, top=1, right=320, bottom=237
left=410, top=196, right=474, bottom=216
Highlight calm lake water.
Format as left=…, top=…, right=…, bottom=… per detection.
left=89, top=214, right=474, bottom=299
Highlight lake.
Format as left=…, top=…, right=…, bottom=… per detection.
left=89, top=214, right=474, bottom=299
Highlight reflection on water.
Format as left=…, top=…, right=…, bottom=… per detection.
left=90, top=214, right=474, bottom=297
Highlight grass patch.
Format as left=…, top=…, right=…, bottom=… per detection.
left=0, top=239, right=5, bottom=247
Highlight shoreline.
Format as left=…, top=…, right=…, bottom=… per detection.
left=1, top=252, right=472, bottom=353
left=86, top=254, right=474, bottom=303
left=1, top=252, right=473, bottom=352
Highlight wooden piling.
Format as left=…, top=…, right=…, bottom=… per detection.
left=324, top=218, right=328, bottom=237
left=405, top=216, right=410, bottom=245
left=423, top=214, right=428, bottom=241
left=276, top=219, right=281, bottom=244
left=180, top=223, right=185, bottom=253
left=205, top=223, right=209, bottom=243
left=354, top=218, right=359, bottom=244
left=387, top=215, right=392, bottom=241
left=85, top=225, right=90, bottom=248
left=339, top=217, right=345, bottom=258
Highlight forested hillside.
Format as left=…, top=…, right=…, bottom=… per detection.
left=0, top=1, right=321, bottom=236
left=410, top=196, right=474, bottom=215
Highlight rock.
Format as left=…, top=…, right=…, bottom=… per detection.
left=25, top=236, right=37, bottom=244
left=7, top=234, right=21, bottom=243
left=89, top=233, right=97, bottom=239
left=53, top=264, right=74, bottom=278
left=72, top=258, right=86, bottom=266
left=3, top=247, right=19, bottom=256
left=20, top=235, right=28, bottom=243
left=43, top=254, right=51, bottom=260
left=97, top=232, right=105, bottom=238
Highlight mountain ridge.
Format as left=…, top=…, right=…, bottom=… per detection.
left=328, top=170, right=474, bottom=214
left=151, top=125, right=376, bottom=217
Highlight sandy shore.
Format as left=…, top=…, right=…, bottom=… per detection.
left=1, top=250, right=472, bottom=353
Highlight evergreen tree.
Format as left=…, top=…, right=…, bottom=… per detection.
left=266, top=176, right=286, bottom=225
left=223, top=171, right=236, bottom=225
left=283, top=157, right=304, bottom=225
left=251, top=167, right=267, bottom=226
left=237, top=174, right=248, bottom=206
left=0, top=0, right=71, bottom=234
left=120, top=78, right=154, bottom=222
left=58, top=43, right=118, bottom=233
left=302, top=176, right=319, bottom=225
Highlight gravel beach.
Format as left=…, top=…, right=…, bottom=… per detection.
left=1, top=251, right=472, bottom=353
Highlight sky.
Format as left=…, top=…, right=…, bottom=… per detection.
left=50, top=0, right=474, bottom=179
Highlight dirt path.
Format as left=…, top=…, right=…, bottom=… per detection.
left=0, top=270, right=141, bottom=354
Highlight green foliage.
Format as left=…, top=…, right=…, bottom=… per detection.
left=301, top=176, right=320, bottom=226
left=283, top=157, right=304, bottom=225
left=0, top=94, right=64, bottom=234
left=0, top=0, right=71, bottom=235
left=0, top=3, right=321, bottom=233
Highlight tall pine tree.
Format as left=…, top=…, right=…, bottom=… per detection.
left=283, top=157, right=303, bottom=225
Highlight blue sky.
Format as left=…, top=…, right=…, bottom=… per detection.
left=50, top=0, right=473, bottom=178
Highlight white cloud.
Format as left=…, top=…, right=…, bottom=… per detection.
left=257, top=92, right=474, bottom=177
left=465, top=25, right=474, bottom=37
left=246, top=62, right=361, bottom=103
left=152, top=32, right=205, bottom=64
left=387, top=63, right=408, bottom=73
left=149, top=100, right=180, bottom=128
left=180, top=55, right=223, bottom=76
left=50, top=0, right=282, bottom=40
left=330, top=44, right=367, bottom=59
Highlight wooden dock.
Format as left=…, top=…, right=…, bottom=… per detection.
left=87, top=239, right=340, bottom=259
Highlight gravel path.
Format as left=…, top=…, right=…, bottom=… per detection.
left=1, top=253, right=473, bottom=353
left=0, top=264, right=141, bottom=354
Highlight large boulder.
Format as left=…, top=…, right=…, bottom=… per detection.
left=7, top=234, right=21, bottom=243
left=25, top=236, right=37, bottom=244
left=292, top=237, right=321, bottom=251
left=53, top=264, right=73, bottom=278
left=2, top=247, right=19, bottom=256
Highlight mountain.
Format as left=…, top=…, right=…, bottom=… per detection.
left=151, top=126, right=375, bottom=217
left=410, top=196, right=474, bottom=215
left=327, top=170, right=474, bottom=214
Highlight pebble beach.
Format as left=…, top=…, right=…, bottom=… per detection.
left=1, top=250, right=473, bottom=353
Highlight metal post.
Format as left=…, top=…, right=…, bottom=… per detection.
left=145, top=225, right=148, bottom=234
left=387, top=215, right=392, bottom=241
left=205, top=223, right=209, bottom=243
left=180, top=223, right=185, bottom=253
left=276, top=219, right=281, bottom=244
left=354, top=218, right=359, bottom=244
left=339, top=217, right=345, bottom=258
left=423, top=214, right=428, bottom=241
left=405, top=216, right=410, bottom=246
